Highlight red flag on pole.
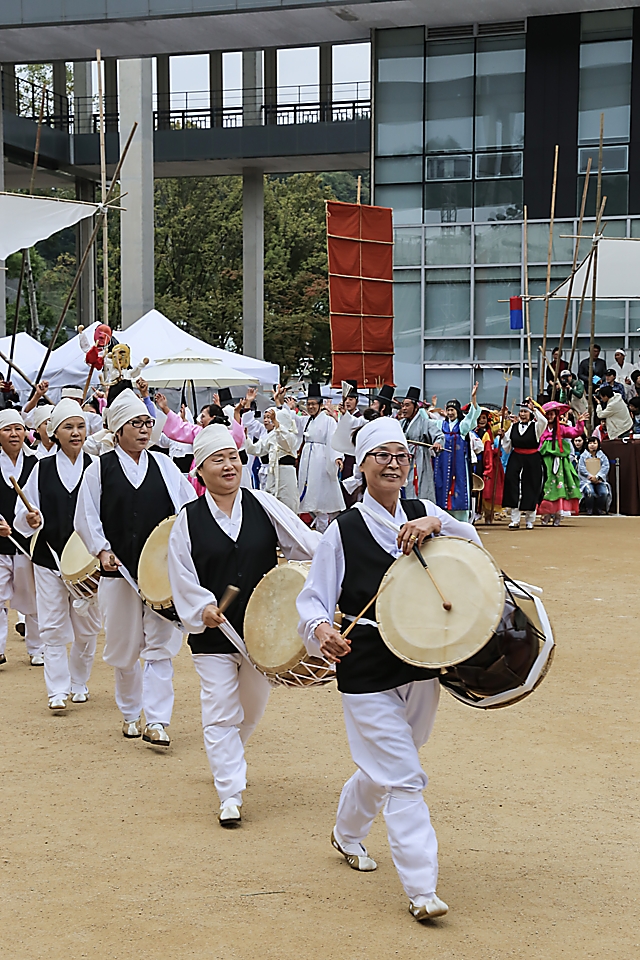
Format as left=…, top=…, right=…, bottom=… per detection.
left=326, top=201, right=395, bottom=388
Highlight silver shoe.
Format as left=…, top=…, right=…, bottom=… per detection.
left=71, top=691, right=89, bottom=703
left=49, top=696, right=67, bottom=710
left=122, top=718, right=142, bottom=739
left=409, top=894, right=449, bottom=921
left=219, top=804, right=242, bottom=827
left=142, top=723, right=170, bottom=746
left=331, top=829, right=377, bottom=871
left=30, top=653, right=45, bottom=666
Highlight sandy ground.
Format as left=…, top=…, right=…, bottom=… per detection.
left=1, top=516, right=638, bottom=960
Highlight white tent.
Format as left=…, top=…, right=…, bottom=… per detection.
left=0, top=332, right=47, bottom=398
left=552, top=237, right=640, bottom=300
left=43, top=309, right=280, bottom=391
left=0, top=193, right=98, bottom=261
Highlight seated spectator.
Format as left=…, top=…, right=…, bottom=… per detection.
left=604, top=369, right=627, bottom=399
left=571, top=433, right=587, bottom=469
left=578, top=437, right=610, bottom=515
left=578, top=343, right=607, bottom=389
left=629, top=396, right=640, bottom=436
left=595, top=385, right=633, bottom=440
left=545, top=347, right=569, bottom=396
left=631, top=369, right=640, bottom=398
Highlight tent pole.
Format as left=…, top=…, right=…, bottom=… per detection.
left=539, top=144, right=559, bottom=396
left=587, top=114, right=606, bottom=431
left=523, top=206, right=533, bottom=398
left=96, top=49, right=109, bottom=327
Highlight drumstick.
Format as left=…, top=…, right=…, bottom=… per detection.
left=0, top=514, right=31, bottom=559
left=9, top=476, right=34, bottom=513
left=412, top=543, right=452, bottom=611
left=218, top=584, right=241, bottom=615
left=341, top=579, right=389, bottom=640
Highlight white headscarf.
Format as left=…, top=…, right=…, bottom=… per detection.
left=354, top=417, right=409, bottom=466
left=33, top=405, right=55, bottom=431
left=47, top=398, right=85, bottom=437
left=193, top=424, right=237, bottom=468
left=105, top=389, right=149, bottom=435
left=0, top=409, right=24, bottom=430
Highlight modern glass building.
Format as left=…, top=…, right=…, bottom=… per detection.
left=373, top=9, right=640, bottom=403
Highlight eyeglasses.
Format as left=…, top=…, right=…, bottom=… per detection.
left=128, top=418, right=155, bottom=431
left=366, top=451, right=411, bottom=466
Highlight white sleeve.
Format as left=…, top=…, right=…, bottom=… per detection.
left=74, top=460, right=110, bottom=557
left=167, top=508, right=214, bottom=634
left=296, top=520, right=345, bottom=658
left=534, top=408, right=547, bottom=439
left=244, top=434, right=268, bottom=457
left=13, top=464, right=42, bottom=538
left=250, top=489, right=321, bottom=560
left=502, top=424, right=514, bottom=454
left=420, top=499, right=483, bottom=547
left=151, top=452, right=198, bottom=512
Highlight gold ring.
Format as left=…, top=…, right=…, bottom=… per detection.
left=409, top=534, right=418, bottom=542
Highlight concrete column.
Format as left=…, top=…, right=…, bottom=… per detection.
left=52, top=60, right=67, bottom=129
left=75, top=178, right=96, bottom=328
left=156, top=55, right=170, bottom=130
left=243, top=168, right=264, bottom=359
left=2, top=64, right=16, bottom=114
left=0, top=98, right=5, bottom=335
left=73, top=62, right=92, bottom=134
left=264, top=48, right=277, bottom=124
left=209, top=51, right=223, bottom=127
left=119, top=58, right=154, bottom=329
left=105, top=58, right=118, bottom=132
left=319, top=44, right=332, bottom=121
left=242, top=50, right=263, bottom=127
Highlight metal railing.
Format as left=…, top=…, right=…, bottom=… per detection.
left=1, top=71, right=70, bottom=130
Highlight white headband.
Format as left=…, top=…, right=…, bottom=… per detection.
left=355, top=417, right=409, bottom=466
left=32, top=405, right=55, bottom=430
left=615, top=348, right=626, bottom=356
left=193, top=423, right=237, bottom=468
left=0, top=409, right=24, bottom=430
left=106, top=389, right=149, bottom=435
left=47, top=398, right=86, bottom=437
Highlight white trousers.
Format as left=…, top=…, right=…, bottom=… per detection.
left=0, top=553, right=41, bottom=657
left=336, top=679, right=440, bottom=901
left=191, top=653, right=271, bottom=806
left=510, top=508, right=536, bottom=526
left=312, top=511, right=340, bottom=534
left=34, top=566, right=100, bottom=699
left=99, top=578, right=183, bottom=725
left=266, top=464, right=299, bottom=515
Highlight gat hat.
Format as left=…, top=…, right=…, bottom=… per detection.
left=217, top=387, right=234, bottom=406
left=398, top=386, right=421, bottom=403
left=374, top=384, right=397, bottom=406
left=343, top=379, right=359, bottom=399
left=307, top=383, right=322, bottom=399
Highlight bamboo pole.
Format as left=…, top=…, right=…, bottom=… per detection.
left=539, top=144, right=559, bottom=395
left=523, top=206, right=533, bottom=398
left=96, top=49, right=109, bottom=326
left=587, top=114, right=605, bottom=430
left=568, top=248, right=595, bottom=371
left=32, top=122, right=138, bottom=388
left=550, top=157, right=592, bottom=400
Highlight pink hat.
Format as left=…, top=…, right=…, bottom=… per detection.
left=542, top=401, right=570, bottom=416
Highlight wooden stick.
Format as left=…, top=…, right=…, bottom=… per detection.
left=96, top=49, right=109, bottom=327
left=341, top=579, right=389, bottom=639
left=0, top=348, right=53, bottom=403
left=588, top=114, right=606, bottom=431
left=551, top=156, right=592, bottom=400
left=412, top=543, right=452, bottom=611
left=540, top=144, right=559, bottom=394
left=218, top=584, right=241, bottom=615
left=568, top=247, right=595, bottom=371
left=356, top=174, right=362, bottom=205
left=9, top=476, right=34, bottom=513
left=523, top=205, right=533, bottom=398
left=81, top=365, right=94, bottom=402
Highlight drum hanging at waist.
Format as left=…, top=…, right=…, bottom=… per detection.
left=137, top=516, right=180, bottom=623
left=60, top=532, right=101, bottom=602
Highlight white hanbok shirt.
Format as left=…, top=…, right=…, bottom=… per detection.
left=14, top=448, right=92, bottom=540
left=296, top=490, right=482, bottom=659
left=74, top=446, right=196, bottom=558
left=168, top=487, right=320, bottom=634
left=501, top=408, right=547, bottom=454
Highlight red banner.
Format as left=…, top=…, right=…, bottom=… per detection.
left=327, top=200, right=394, bottom=388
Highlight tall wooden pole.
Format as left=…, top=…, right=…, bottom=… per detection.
left=540, top=144, right=559, bottom=395
left=523, top=206, right=533, bottom=398
left=96, top=49, right=109, bottom=326
left=587, top=114, right=605, bottom=430
left=550, top=156, right=592, bottom=400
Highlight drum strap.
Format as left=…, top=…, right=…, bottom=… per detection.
left=342, top=612, right=378, bottom=629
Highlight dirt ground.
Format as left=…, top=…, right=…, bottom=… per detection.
left=1, top=516, right=638, bottom=960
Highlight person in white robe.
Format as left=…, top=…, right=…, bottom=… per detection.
left=244, top=401, right=300, bottom=513
left=611, top=348, right=636, bottom=399
left=297, top=385, right=344, bottom=532
left=168, top=424, right=319, bottom=826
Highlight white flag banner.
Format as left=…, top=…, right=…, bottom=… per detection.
left=0, top=193, right=98, bottom=260
left=552, top=237, right=640, bottom=300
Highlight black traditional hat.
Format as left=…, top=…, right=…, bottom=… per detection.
left=397, top=386, right=421, bottom=403
left=374, top=384, right=398, bottom=406
left=307, top=383, right=322, bottom=399
left=218, top=387, right=234, bottom=405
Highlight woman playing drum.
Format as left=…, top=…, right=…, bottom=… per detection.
left=296, top=417, right=481, bottom=923
left=167, top=424, right=319, bottom=827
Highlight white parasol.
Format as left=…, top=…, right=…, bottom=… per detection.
left=143, top=348, right=259, bottom=388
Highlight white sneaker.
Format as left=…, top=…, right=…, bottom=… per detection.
left=122, top=718, right=142, bottom=739
left=526, top=521, right=534, bottom=530
left=71, top=691, right=89, bottom=703
left=219, top=804, right=242, bottom=827
left=331, top=829, right=377, bottom=871
left=409, top=894, right=449, bottom=921
left=49, top=696, right=67, bottom=710
left=30, top=653, right=45, bottom=666
left=142, top=722, right=171, bottom=746
left=508, top=522, right=520, bottom=530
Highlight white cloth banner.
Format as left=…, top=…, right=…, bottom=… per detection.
left=0, top=194, right=97, bottom=260
left=552, top=238, right=640, bottom=300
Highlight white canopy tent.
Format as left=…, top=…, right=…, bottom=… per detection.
left=551, top=237, right=640, bottom=300
left=0, top=332, right=47, bottom=399
left=0, top=193, right=98, bottom=261
left=43, top=309, right=280, bottom=393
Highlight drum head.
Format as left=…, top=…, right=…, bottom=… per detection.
left=377, top=537, right=505, bottom=669
left=244, top=562, right=310, bottom=676
left=60, top=532, right=99, bottom=581
left=138, top=516, right=176, bottom=605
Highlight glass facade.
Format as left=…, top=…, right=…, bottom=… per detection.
left=374, top=16, right=640, bottom=404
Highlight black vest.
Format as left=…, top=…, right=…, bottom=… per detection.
left=99, top=450, right=174, bottom=578
left=185, top=491, right=278, bottom=655
left=32, top=453, right=93, bottom=570
left=511, top=421, right=539, bottom=451
left=0, top=453, right=37, bottom=556
left=335, top=501, right=439, bottom=694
